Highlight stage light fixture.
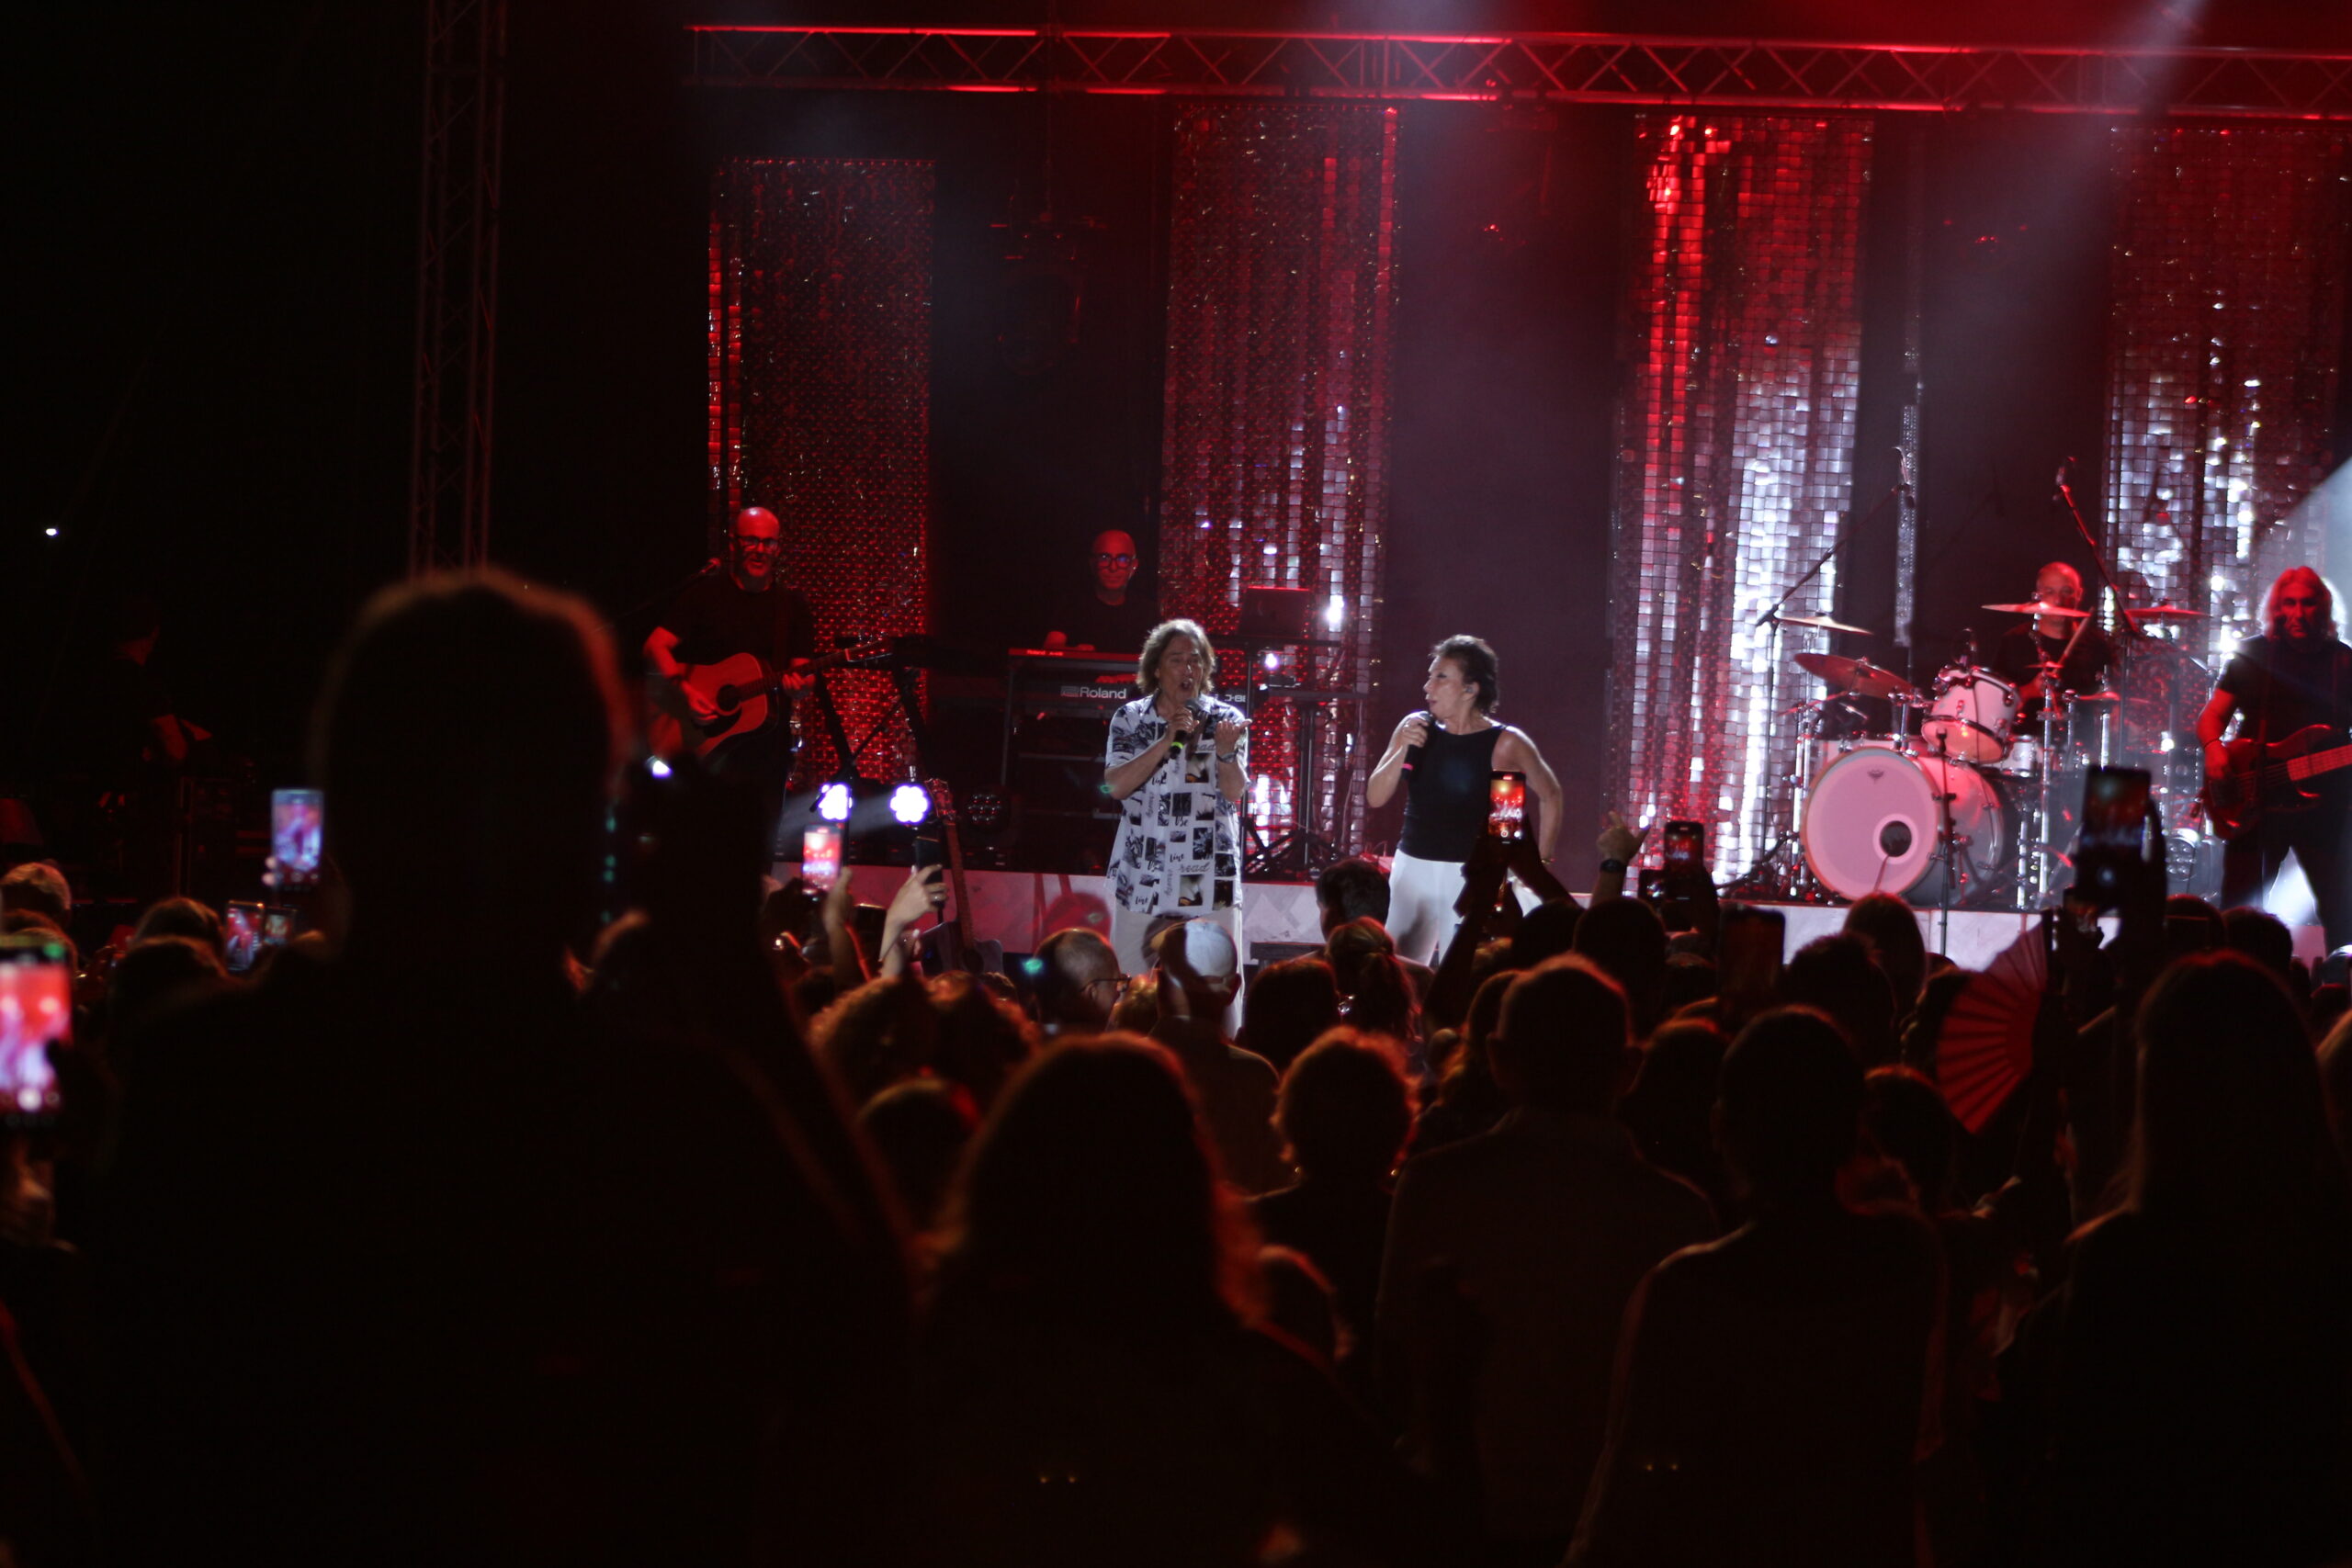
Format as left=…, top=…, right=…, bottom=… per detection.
left=647, top=757, right=673, bottom=779
left=817, top=783, right=854, bottom=822
left=1324, top=594, right=1345, bottom=630
left=889, top=781, right=931, bottom=826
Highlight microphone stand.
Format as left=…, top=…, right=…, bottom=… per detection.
left=2052, top=464, right=2146, bottom=644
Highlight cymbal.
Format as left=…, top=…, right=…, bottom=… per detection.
left=2130, top=603, right=2208, bottom=621
left=1793, top=651, right=1918, bottom=700
left=1774, top=612, right=1871, bottom=636
left=1984, top=600, right=2090, bottom=619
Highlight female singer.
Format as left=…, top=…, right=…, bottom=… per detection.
left=1366, top=635, right=1562, bottom=964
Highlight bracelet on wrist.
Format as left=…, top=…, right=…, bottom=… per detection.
left=1599, top=857, right=1628, bottom=874
left=1216, top=750, right=1238, bottom=763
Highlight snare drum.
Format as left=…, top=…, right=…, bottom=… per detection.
left=1996, top=736, right=2041, bottom=776
left=1922, top=667, right=2018, bottom=764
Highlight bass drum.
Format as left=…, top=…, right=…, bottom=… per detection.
left=1803, top=746, right=2007, bottom=905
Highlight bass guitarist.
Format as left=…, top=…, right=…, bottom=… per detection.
left=645, top=505, right=818, bottom=842
left=2197, top=565, right=2351, bottom=949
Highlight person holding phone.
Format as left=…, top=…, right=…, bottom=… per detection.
left=1102, top=619, right=1250, bottom=979
left=1367, top=635, right=1564, bottom=964
left=2194, top=565, right=2351, bottom=948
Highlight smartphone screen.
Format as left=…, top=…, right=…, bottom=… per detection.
left=1, top=937, right=72, bottom=1127
left=262, top=907, right=297, bottom=952
left=1663, top=818, right=1704, bottom=874
left=224, top=900, right=265, bottom=974
left=801, top=824, right=843, bottom=892
left=2075, top=766, right=2153, bottom=909
left=272, top=788, right=324, bottom=890
left=1488, top=772, right=1528, bottom=843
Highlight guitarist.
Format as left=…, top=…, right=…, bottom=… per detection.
left=2196, top=566, right=2350, bottom=948
left=644, top=505, right=818, bottom=839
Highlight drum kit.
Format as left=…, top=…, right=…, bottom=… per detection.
left=1761, top=602, right=2211, bottom=911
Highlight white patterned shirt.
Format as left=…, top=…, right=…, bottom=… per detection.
left=1104, top=694, right=1248, bottom=915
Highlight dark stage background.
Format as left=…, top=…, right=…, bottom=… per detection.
left=12, top=0, right=2352, bottom=886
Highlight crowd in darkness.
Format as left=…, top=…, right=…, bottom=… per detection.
left=3, top=572, right=2349, bottom=1567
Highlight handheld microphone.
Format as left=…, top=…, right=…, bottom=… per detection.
left=1400, top=710, right=1430, bottom=773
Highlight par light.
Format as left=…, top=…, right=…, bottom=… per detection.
left=889, top=781, right=932, bottom=826
left=817, top=782, right=854, bottom=823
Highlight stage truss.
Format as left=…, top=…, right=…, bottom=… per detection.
left=688, top=27, right=2352, bottom=120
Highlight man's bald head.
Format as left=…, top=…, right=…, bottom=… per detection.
left=1036, top=927, right=1122, bottom=1030
left=730, top=507, right=783, bottom=589
left=1091, top=529, right=1137, bottom=599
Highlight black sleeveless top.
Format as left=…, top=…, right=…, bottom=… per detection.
left=1400, top=723, right=1507, bottom=863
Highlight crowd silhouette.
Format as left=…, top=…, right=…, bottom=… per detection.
left=3, top=571, right=2348, bottom=1566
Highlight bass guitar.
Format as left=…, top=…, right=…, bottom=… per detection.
left=2201, top=724, right=2352, bottom=840
left=657, top=642, right=887, bottom=761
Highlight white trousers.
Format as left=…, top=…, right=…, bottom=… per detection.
left=1385, top=851, right=1539, bottom=966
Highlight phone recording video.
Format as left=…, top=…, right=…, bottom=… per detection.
left=272, top=788, right=324, bottom=890
left=263, top=907, right=297, bottom=953
left=801, top=823, right=843, bottom=892
left=1662, top=818, right=1705, bottom=875
left=1718, top=904, right=1787, bottom=1015
left=1488, top=772, right=1528, bottom=843
left=1, top=936, right=72, bottom=1127
left=224, top=900, right=265, bottom=974
left=2074, top=766, right=2154, bottom=912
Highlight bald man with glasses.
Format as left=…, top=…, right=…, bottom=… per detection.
left=1043, top=528, right=1160, bottom=654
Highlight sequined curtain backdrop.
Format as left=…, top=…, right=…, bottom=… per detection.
left=1158, top=105, right=1399, bottom=852
left=1608, top=116, right=1871, bottom=878
left=709, top=159, right=934, bottom=784
left=2104, top=126, right=2350, bottom=675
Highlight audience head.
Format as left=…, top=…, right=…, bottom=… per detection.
left=1240, top=955, right=1340, bottom=1075
left=1154, top=919, right=1240, bottom=1024
left=2221, top=907, right=2298, bottom=988
left=314, top=572, right=625, bottom=964
left=1329, top=918, right=1416, bottom=1042
left=858, top=1077, right=978, bottom=1233
left=1717, top=1008, right=1863, bottom=1207
left=1314, top=857, right=1390, bottom=937
left=1489, top=955, right=1632, bottom=1116
left=1510, top=898, right=1582, bottom=970
left=107, top=936, right=229, bottom=1067
left=1860, top=1066, right=1961, bottom=1212
left=811, top=975, right=940, bottom=1109
left=0, top=863, right=71, bottom=928
left=1662, top=953, right=1718, bottom=1016
left=132, top=897, right=224, bottom=967
left=2, top=909, right=74, bottom=976
left=1841, top=894, right=1927, bottom=1018
left=1109, top=972, right=1159, bottom=1034
left=1571, top=897, right=1668, bottom=1037
left=2130, top=951, right=2340, bottom=1221
left=942, top=1035, right=1255, bottom=1326
left=2163, top=895, right=2225, bottom=964
left=1781, top=933, right=1899, bottom=1067
left=1620, top=1019, right=1728, bottom=1190
left=1034, top=927, right=1123, bottom=1033
left=928, top=973, right=1037, bottom=1110
left=1275, top=1030, right=1412, bottom=1184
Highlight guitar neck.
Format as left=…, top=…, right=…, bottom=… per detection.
left=2285, top=743, right=2352, bottom=784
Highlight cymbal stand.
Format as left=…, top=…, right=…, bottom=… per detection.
left=1926, top=726, right=1961, bottom=953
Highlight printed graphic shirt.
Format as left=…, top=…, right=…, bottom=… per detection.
left=1104, top=694, right=1249, bottom=916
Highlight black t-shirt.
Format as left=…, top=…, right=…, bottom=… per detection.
left=2216, top=634, right=2352, bottom=744
left=661, top=573, right=817, bottom=672
left=1047, top=587, right=1160, bottom=655
left=1991, top=622, right=2114, bottom=708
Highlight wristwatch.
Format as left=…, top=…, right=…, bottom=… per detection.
left=1599, top=857, right=1628, bottom=874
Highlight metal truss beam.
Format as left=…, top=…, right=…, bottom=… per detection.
left=410, top=0, right=508, bottom=579
left=689, top=27, right=2352, bottom=120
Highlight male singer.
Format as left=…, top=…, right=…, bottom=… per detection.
left=1102, top=618, right=1250, bottom=976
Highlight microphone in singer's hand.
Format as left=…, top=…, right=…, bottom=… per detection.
left=1400, top=710, right=1430, bottom=773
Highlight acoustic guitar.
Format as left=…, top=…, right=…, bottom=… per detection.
left=654, top=643, right=886, bottom=761
left=2201, top=724, right=2352, bottom=840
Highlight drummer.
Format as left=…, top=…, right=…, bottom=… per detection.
left=1990, top=561, right=2115, bottom=719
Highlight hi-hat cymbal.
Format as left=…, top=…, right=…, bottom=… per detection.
left=2130, top=603, right=2208, bottom=620
left=1984, top=600, right=2090, bottom=619
left=1775, top=612, right=1872, bottom=636
left=1794, top=651, right=1918, bottom=700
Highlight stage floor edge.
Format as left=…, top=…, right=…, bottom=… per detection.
left=775, top=864, right=2333, bottom=972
